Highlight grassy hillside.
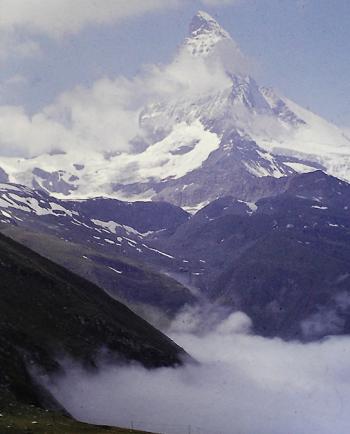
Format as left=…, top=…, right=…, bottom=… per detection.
left=0, top=231, right=186, bottom=408
left=0, top=392, right=155, bottom=434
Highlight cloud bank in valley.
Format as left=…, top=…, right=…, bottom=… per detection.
left=44, top=310, right=350, bottom=434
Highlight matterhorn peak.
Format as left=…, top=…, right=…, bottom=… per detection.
left=184, top=10, right=231, bottom=58
left=190, top=11, right=227, bottom=35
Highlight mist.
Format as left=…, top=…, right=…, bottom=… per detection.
left=42, top=309, right=350, bottom=434
left=0, top=46, right=232, bottom=158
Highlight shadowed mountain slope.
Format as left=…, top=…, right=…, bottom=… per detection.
left=0, top=231, right=186, bottom=408
left=156, top=171, right=350, bottom=340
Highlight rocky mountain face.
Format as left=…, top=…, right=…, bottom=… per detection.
left=0, top=232, right=187, bottom=408
left=1, top=169, right=350, bottom=341
left=184, top=10, right=233, bottom=57
left=0, top=12, right=349, bottom=211
left=0, top=183, right=196, bottom=323
left=154, top=171, right=350, bottom=340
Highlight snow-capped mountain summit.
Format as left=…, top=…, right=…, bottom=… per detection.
left=184, top=10, right=231, bottom=57
left=1, top=12, right=350, bottom=211
left=190, top=10, right=225, bottom=34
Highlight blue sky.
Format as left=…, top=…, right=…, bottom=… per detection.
left=0, top=0, right=349, bottom=127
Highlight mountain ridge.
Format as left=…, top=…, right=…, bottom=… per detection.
left=0, top=182, right=196, bottom=324
left=153, top=170, right=350, bottom=339
left=0, top=12, right=350, bottom=211
left=2, top=170, right=350, bottom=341
left=184, top=10, right=232, bottom=58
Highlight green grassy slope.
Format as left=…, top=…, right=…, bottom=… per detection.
left=0, top=392, right=156, bottom=434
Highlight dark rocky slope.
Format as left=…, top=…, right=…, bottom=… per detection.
left=156, top=171, right=350, bottom=340
left=0, top=232, right=186, bottom=408
left=0, top=184, right=196, bottom=320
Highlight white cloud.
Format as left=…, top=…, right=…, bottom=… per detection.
left=200, top=0, right=243, bottom=6
left=343, top=127, right=350, bottom=138
left=0, top=105, right=74, bottom=157
left=0, top=0, right=181, bottom=60
left=0, top=74, right=27, bottom=94
left=0, top=74, right=28, bottom=104
left=0, top=0, right=181, bottom=38
left=0, top=30, right=41, bottom=61
left=0, top=48, right=232, bottom=157
left=41, top=311, right=350, bottom=434
left=2, top=74, right=27, bottom=87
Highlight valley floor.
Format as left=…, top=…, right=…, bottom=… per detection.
left=0, top=395, right=156, bottom=434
